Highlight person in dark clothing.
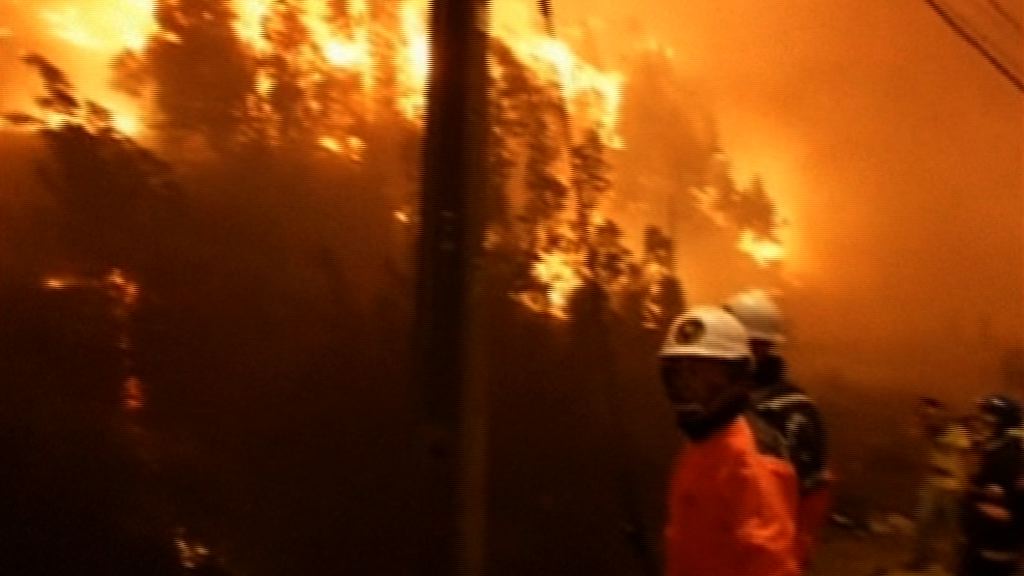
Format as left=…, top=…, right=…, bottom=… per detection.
left=748, top=355, right=830, bottom=494
left=724, top=290, right=831, bottom=565
left=959, top=394, right=1023, bottom=576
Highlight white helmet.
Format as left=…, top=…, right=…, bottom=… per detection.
left=723, top=289, right=785, bottom=344
left=659, top=305, right=751, bottom=361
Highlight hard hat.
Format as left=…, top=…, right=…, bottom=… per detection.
left=723, top=289, right=785, bottom=344
left=659, top=305, right=751, bottom=361
left=978, top=394, right=1022, bottom=432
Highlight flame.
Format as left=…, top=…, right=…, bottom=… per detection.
left=174, top=531, right=211, bottom=569
left=233, top=0, right=274, bottom=52
left=43, top=269, right=140, bottom=304
left=323, top=39, right=369, bottom=68
left=29, top=0, right=637, bottom=322
left=492, top=7, right=625, bottom=148
left=307, top=0, right=374, bottom=90
left=738, top=229, right=785, bottom=268
left=28, top=0, right=622, bottom=151
left=224, top=0, right=618, bottom=133
left=31, top=1, right=154, bottom=140
left=42, top=277, right=77, bottom=290
left=42, top=270, right=143, bottom=413
left=396, top=0, right=430, bottom=121
left=528, top=251, right=584, bottom=320
left=318, top=135, right=343, bottom=153
left=104, top=268, right=141, bottom=307
left=318, top=135, right=365, bottom=161
left=111, top=109, right=141, bottom=136
left=40, top=0, right=156, bottom=53
left=24, top=0, right=627, bottom=136
left=122, top=375, right=145, bottom=411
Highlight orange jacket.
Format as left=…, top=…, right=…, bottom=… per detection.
left=665, top=416, right=801, bottom=576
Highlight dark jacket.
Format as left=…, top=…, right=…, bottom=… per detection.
left=750, top=356, right=829, bottom=494
left=963, top=433, right=1024, bottom=555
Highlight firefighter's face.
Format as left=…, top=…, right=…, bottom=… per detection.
left=660, top=356, right=745, bottom=420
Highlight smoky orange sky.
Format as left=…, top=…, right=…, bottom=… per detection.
left=555, top=0, right=1023, bottom=400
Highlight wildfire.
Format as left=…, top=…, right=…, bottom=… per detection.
left=522, top=251, right=584, bottom=320
left=737, top=229, right=785, bottom=268
left=396, top=0, right=430, bottom=121
left=318, top=135, right=365, bottom=161
left=233, top=0, right=273, bottom=52
left=122, top=375, right=145, bottom=411
left=525, top=37, right=624, bottom=147
left=173, top=529, right=212, bottom=569
left=28, top=0, right=622, bottom=143
left=42, top=269, right=144, bottom=411
left=40, top=0, right=156, bottom=52
left=43, top=269, right=141, bottom=315
left=43, top=277, right=75, bottom=290
left=20, top=0, right=788, bottom=323
left=111, top=109, right=141, bottom=136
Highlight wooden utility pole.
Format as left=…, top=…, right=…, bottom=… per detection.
left=413, top=0, right=488, bottom=574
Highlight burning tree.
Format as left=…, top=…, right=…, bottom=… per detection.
left=5, top=54, right=183, bottom=280
left=8, top=0, right=786, bottom=324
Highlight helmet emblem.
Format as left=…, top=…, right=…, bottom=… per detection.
left=675, top=318, right=705, bottom=346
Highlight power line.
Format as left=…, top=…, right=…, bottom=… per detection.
left=986, top=0, right=1023, bottom=34
left=924, top=0, right=1024, bottom=91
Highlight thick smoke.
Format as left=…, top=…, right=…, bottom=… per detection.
left=552, top=0, right=1024, bottom=512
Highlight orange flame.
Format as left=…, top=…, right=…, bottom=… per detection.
left=42, top=276, right=77, bottom=290
left=28, top=1, right=154, bottom=139
left=30, top=0, right=639, bottom=321
left=396, top=0, right=430, bottom=121
left=42, top=270, right=144, bottom=413
left=122, top=375, right=145, bottom=411
left=40, top=0, right=156, bottom=52
left=318, top=135, right=365, bottom=161
left=737, top=229, right=784, bottom=268
left=523, top=251, right=584, bottom=320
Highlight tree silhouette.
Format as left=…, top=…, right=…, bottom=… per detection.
left=142, top=0, right=254, bottom=152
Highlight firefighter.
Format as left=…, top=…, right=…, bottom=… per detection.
left=723, top=289, right=831, bottom=565
left=958, top=394, right=1023, bottom=576
left=905, top=397, right=972, bottom=572
left=659, top=305, right=800, bottom=576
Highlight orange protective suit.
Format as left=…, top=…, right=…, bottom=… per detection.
left=664, top=415, right=801, bottom=576
left=796, top=477, right=833, bottom=566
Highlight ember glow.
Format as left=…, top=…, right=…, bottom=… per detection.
left=43, top=269, right=144, bottom=412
